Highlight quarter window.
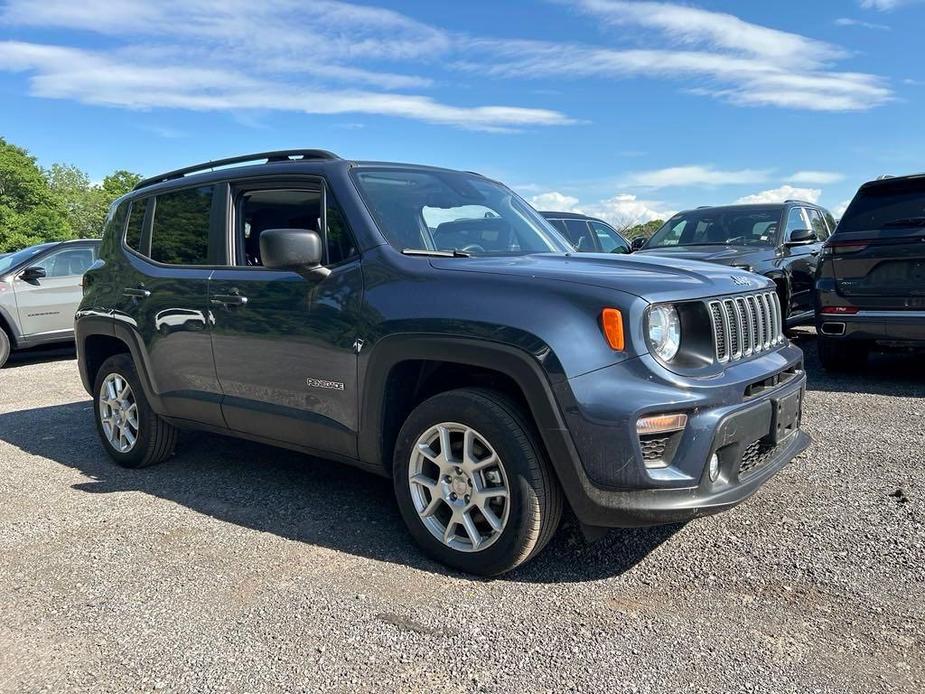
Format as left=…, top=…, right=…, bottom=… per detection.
left=125, top=198, right=148, bottom=252
left=150, top=187, right=213, bottom=265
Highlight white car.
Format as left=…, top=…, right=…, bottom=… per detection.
left=0, top=240, right=101, bottom=367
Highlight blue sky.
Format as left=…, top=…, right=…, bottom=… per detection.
left=1, top=0, right=923, bottom=225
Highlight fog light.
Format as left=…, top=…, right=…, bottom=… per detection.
left=708, top=453, right=720, bottom=482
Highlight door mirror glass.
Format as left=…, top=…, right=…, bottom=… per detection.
left=786, top=228, right=815, bottom=246
left=259, top=228, right=327, bottom=276
left=20, top=266, right=46, bottom=281
left=630, top=237, right=648, bottom=252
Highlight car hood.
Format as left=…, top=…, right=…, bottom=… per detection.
left=429, top=253, right=772, bottom=303
left=633, top=244, right=769, bottom=266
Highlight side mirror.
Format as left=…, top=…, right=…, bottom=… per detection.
left=20, top=266, right=46, bottom=282
left=259, top=228, right=329, bottom=278
left=786, top=228, right=815, bottom=246
left=630, top=237, right=648, bottom=252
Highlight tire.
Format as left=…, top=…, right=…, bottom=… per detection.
left=0, top=327, right=10, bottom=368
left=393, top=388, right=563, bottom=576
left=817, top=337, right=870, bottom=372
left=93, top=354, right=177, bottom=468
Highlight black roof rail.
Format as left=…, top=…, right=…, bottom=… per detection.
left=696, top=205, right=712, bottom=209
left=783, top=199, right=817, bottom=205
left=133, top=149, right=341, bottom=190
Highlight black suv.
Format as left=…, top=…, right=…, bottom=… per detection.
left=633, top=202, right=836, bottom=329
left=539, top=211, right=631, bottom=254
left=815, top=173, right=925, bottom=370
left=76, top=150, right=810, bottom=575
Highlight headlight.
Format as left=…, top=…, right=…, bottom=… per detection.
left=646, top=304, right=681, bottom=362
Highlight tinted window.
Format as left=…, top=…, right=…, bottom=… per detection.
left=648, top=207, right=781, bottom=248
left=837, top=179, right=925, bottom=233
left=547, top=219, right=569, bottom=237
left=125, top=198, right=148, bottom=252
left=589, top=221, right=630, bottom=253
left=326, top=196, right=358, bottom=265
left=150, top=187, right=213, bottom=265
left=806, top=208, right=829, bottom=241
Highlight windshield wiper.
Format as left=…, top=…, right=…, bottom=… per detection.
left=881, top=216, right=925, bottom=228
left=402, top=248, right=471, bottom=258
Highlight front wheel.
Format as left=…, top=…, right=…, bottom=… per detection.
left=393, top=388, right=562, bottom=576
left=93, top=354, right=177, bottom=468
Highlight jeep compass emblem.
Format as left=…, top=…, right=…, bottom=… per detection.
left=731, top=275, right=753, bottom=287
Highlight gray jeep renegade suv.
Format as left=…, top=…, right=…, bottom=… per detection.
left=76, top=150, right=810, bottom=575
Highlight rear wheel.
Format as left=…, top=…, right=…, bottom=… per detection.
left=93, top=354, right=177, bottom=468
left=818, top=337, right=870, bottom=372
left=0, top=328, right=9, bottom=368
left=393, top=388, right=562, bottom=576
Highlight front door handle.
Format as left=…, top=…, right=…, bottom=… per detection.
left=211, top=294, right=248, bottom=307
left=123, top=287, right=151, bottom=299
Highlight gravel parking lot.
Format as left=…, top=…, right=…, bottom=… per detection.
left=0, top=336, right=922, bottom=693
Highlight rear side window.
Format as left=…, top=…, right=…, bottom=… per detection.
left=125, top=198, right=148, bottom=252
left=150, top=187, right=213, bottom=265
left=837, top=179, right=925, bottom=233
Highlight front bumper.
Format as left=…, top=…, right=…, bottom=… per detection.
left=546, top=342, right=810, bottom=528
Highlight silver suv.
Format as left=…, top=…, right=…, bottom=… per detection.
left=0, top=240, right=100, bottom=367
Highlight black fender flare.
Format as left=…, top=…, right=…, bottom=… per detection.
left=357, top=333, right=579, bottom=473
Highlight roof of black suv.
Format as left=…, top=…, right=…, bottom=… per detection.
left=132, top=149, right=494, bottom=195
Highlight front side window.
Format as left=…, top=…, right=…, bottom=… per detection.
left=150, top=186, right=213, bottom=265
left=806, top=208, right=830, bottom=241
left=647, top=207, right=782, bottom=248
left=784, top=207, right=811, bottom=239
left=590, top=221, right=630, bottom=253
left=353, top=168, right=570, bottom=256
left=30, top=246, right=96, bottom=278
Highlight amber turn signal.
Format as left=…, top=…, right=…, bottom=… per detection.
left=600, top=308, right=625, bottom=351
left=636, top=413, right=688, bottom=435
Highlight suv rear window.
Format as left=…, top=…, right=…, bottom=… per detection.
left=837, top=178, right=925, bottom=233
left=150, top=186, right=213, bottom=265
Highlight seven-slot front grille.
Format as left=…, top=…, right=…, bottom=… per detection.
left=709, top=290, right=784, bottom=363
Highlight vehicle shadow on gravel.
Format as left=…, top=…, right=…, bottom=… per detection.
left=0, top=401, right=677, bottom=583
left=3, top=344, right=76, bottom=369
left=794, top=334, right=925, bottom=398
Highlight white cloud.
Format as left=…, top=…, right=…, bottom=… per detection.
left=0, top=1, right=573, bottom=131
left=734, top=185, right=821, bottom=205
left=835, top=17, right=891, bottom=30
left=530, top=191, right=580, bottom=211
left=626, top=165, right=771, bottom=189
left=860, top=0, right=924, bottom=9
left=570, top=0, right=844, bottom=66
left=788, top=170, right=845, bottom=184
left=0, top=40, right=572, bottom=131
left=530, top=190, right=672, bottom=227
left=463, top=1, right=892, bottom=112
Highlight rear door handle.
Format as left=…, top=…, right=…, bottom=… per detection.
left=211, top=294, right=248, bottom=307
left=123, top=287, right=150, bottom=299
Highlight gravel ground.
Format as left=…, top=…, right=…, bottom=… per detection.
left=0, top=337, right=922, bottom=693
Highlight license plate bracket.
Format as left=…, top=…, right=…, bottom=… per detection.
left=771, top=388, right=802, bottom=445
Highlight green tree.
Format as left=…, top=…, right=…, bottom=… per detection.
left=102, top=170, right=142, bottom=200
left=46, top=163, right=108, bottom=239
left=0, top=138, right=71, bottom=252
left=625, top=219, right=665, bottom=240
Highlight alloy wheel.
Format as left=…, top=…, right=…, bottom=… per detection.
left=99, top=373, right=139, bottom=453
left=408, top=422, right=510, bottom=552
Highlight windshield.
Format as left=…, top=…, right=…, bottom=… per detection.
left=837, top=179, right=925, bottom=233
left=353, top=168, right=571, bottom=256
left=0, top=243, right=56, bottom=275
left=646, top=207, right=782, bottom=249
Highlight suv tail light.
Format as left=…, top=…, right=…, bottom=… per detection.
left=821, top=240, right=870, bottom=257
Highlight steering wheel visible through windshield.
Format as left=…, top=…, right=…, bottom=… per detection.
left=352, top=168, right=571, bottom=256
left=646, top=207, right=782, bottom=249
